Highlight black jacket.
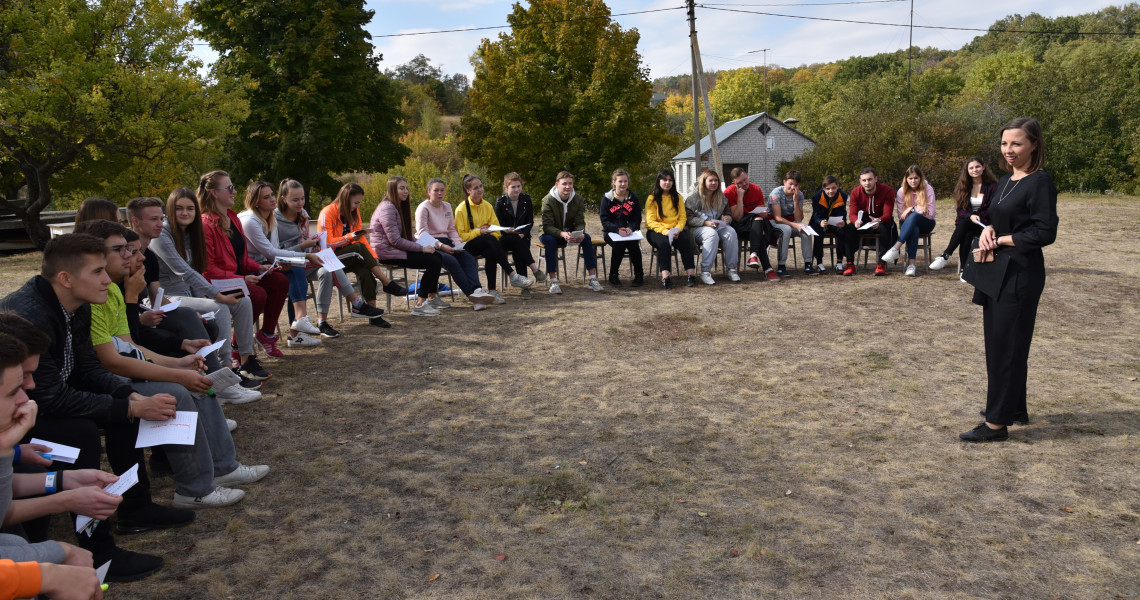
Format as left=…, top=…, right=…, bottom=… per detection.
left=599, top=190, right=642, bottom=234
left=0, top=276, right=133, bottom=421
left=494, top=194, right=535, bottom=239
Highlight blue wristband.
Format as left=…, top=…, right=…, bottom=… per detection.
left=45, top=471, right=58, bottom=494
left=11, top=445, right=19, bottom=465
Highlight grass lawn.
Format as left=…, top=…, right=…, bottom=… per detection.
left=1, top=194, right=1137, bottom=599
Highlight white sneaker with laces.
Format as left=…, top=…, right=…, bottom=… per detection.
left=216, top=385, right=261, bottom=405
left=549, top=281, right=562, bottom=295
left=226, top=418, right=237, bottom=432
left=510, top=273, right=535, bottom=288
left=930, top=255, right=948, bottom=270
left=286, top=332, right=321, bottom=347
left=173, top=486, right=244, bottom=509
left=427, top=296, right=451, bottom=309
left=728, top=269, right=741, bottom=282
left=468, top=288, right=494, bottom=301
left=904, top=264, right=917, bottom=277
left=291, top=316, right=321, bottom=335
left=473, top=303, right=487, bottom=311
left=489, top=290, right=506, bottom=304
left=883, top=247, right=900, bottom=263
left=214, top=464, right=270, bottom=486
left=586, top=278, right=604, bottom=292
left=960, top=270, right=968, bottom=283
left=411, top=302, right=440, bottom=316
left=699, top=272, right=716, bottom=285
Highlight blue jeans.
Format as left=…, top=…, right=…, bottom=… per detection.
left=538, top=233, right=595, bottom=275
left=434, top=238, right=482, bottom=295
left=283, top=266, right=308, bottom=303
left=898, top=213, right=936, bottom=259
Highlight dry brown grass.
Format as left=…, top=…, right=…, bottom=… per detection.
left=3, top=194, right=1137, bottom=599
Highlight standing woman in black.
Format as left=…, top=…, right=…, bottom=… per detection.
left=959, top=118, right=1058, bottom=442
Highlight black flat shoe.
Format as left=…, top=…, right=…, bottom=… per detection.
left=959, top=422, right=1009, bottom=442
left=382, top=281, right=408, bottom=297
left=686, top=275, right=697, bottom=287
left=662, top=277, right=674, bottom=290
left=630, top=276, right=644, bottom=287
left=370, top=316, right=392, bottom=328
left=608, top=275, right=622, bottom=287
left=979, top=410, right=1029, bottom=425
left=115, top=503, right=195, bottom=534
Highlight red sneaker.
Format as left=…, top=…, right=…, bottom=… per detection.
left=874, top=261, right=887, bottom=276
left=747, top=254, right=760, bottom=269
left=764, top=268, right=782, bottom=282
left=254, top=330, right=284, bottom=358
left=842, top=264, right=856, bottom=276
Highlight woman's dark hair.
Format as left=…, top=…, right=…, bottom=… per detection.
left=333, top=182, right=365, bottom=230
left=75, top=198, right=121, bottom=225
left=651, top=168, right=680, bottom=220
left=1001, top=117, right=1045, bottom=174
left=952, top=157, right=999, bottom=212
left=383, top=176, right=413, bottom=240
left=166, top=187, right=208, bottom=272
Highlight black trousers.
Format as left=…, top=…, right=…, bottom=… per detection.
left=731, top=216, right=773, bottom=269
left=463, top=234, right=513, bottom=289
left=387, top=252, right=444, bottom=298
left=845, top=219, right=897, bottom=262
left=813, top=223, right=853, bottom=263
left=646, top=229, right=695, bottom=274
left=981, top=264, right=1045, bottom=426
left=498, top=233, right=535, bottom=274
left=942, top=219, right=985, bottom=268
left=606, top=239, right=643, bottom=278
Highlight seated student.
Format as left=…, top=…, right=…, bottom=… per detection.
left=881, top=165, right=936, bottom=277
left=846, top=167, right=898, bottom=276
left=414, top=179, right=496, bottom=311
left=769, top=170, right=813, bottom=276
left=0, top=233, right=190, bottom=582
left=369, top=177, right=445, bottom=317
left=724, top=168, right=779, bottom=281
left=0, top=335, right=104, bottom=599
left=318, top=182, right=405, bottom=326
left=454, top=174, right=535, bottom=303
left=198, top=170, right=291, bottom=357
left=152, top=188, right=270, bottom=381
left=493, top=172, right=547, bottom=298
left=275, top=179, right=375, bottom=337
left=237, top=181, right=325, bottom=347
left=684, top=169, right=740, bottom=285
left=931, top=157, right=997, bottom=279
left=74, top=197, right=120, bottom=225
left=645, top=168, right=697, bottom=289
left=599, top=169, right=645, bottom=287
left=539, top=171, right=604, bottom=294
left=807, top=176, right=854, bottom=274
left=74, top=220, right=269, bottom=508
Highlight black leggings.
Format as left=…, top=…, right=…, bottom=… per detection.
left=814, top=223, right=853, bottom=263
left=498, top=233, right=535, bottom=274
left=646, top=229, right=695, bottom=274
left=606, top=239, right=644, bottom=278
left=464, top=234, right=513, bottom=289
left=942, top=218, right=985, bottom=268
left=386, top=252, right=443, bottom=298
left=732, top=216, right=773, bottom=269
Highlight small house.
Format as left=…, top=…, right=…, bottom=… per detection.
left=671, top=112, right=815, bottom=194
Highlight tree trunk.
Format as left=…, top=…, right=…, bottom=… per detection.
left=21, top=168, right=53, bottom=249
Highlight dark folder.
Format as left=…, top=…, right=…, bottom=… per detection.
left=962, top=238, right=1010, bottom=299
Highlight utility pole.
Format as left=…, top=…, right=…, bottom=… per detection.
left=687, top=0, right=722, bottom=187
left=760, top=48, right=770, bottom=116
left=687, top=0, right=702, bottom=182
left=907, top=0, right=914, bottom=104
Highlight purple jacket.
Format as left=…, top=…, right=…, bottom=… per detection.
left=369, top=201, right=423, bottom=260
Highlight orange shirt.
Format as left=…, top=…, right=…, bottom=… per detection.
left=318, top=204, right=376, bottom=259
left=0, top=559, right=42, bottom=599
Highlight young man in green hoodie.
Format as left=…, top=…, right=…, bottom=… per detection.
left=539, top=171, right=603, bottom=294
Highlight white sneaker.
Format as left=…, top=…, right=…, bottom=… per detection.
left=904, top=264, right=917, bottom=277
left=960, top=271, right=968, bottom=283
left=728, top=269, right=741, bottom=282
left=468, top=288, right=494, bottom=301
left=549, top=281, right=562, bottom=295
left=930, top=255, right=948, bottom=270
left=290, top=316, right=320, bottom=335
left=216, top=385, right=261, bottom=405
left=226, top=418, right=237, bottom=432
left=214, top=464, right=270, bottom=486
left=173, top=485, right=244, bottom=508
left=510, top=273, right=534, bottom=288
left=411, top=302, right=440, bottom=316
left=699, top=272, right=716, bottom=285
left=473, top=303, right=487, bottom=311
left=489, top=290, right=506, bottom=304
left=586, top=278, right=604, bottom=292
left=882, top=247, right=900, bottom=263
left=427, top=296, right=451, bottom=309
left=286, top=332, right=321, bottom=347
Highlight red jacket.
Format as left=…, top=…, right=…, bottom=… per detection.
left=848, top=183, right=895, bottom=223
left=202, top=209, right=261, bottom=280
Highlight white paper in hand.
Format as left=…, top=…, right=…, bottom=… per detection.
left=95, top=560, right=111, bottom=584
left=206, top=367, right=241, bottom=394
left=802, top=225, right=819, bottom=236
left=154, top=298, right=181, bottom=313
left=749, top=206, right=768, bottom=215
left=211, top=277, right=250, bottom=297
left=608, top=230, right=644, bottom=242
left=200, top=311, right=216, bottom=321
left=29, top=438, right=80, bottom=464
left=195, top=339, right=225, bottom=359
left=135, top=412, right=199, bottom=448
left=153, top=288, right=164, bottom=309
left=511, top=223, right=532, bottom=232
left=667, top=227, right=679, bottom=246
left=414, top=231, right=438, bottom=247
left=485, top=225, right=512, bottom=232
left=858, top=221, right=877, bottom=231
left=317, top=231, right=328, bottom=251
left=314, top=248, right=345, bottom=271
left=76, top=464, right=139, bottom=534
left=828, top=216, right=844, bottom=226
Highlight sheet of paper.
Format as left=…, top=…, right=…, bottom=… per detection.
left=858, top=221, right=877, bottom=231
left=96, top=561, right=110, bottom=584
left=211, top=277, right=250, bottom=297
left=206, top=367, right=241, bottom=394
left=29, top=438, right=80, bottom=464
left=858, top=210, right=865, bottom=223
left=485, top=225, right=512, bottom=232
left=511, top=223, right=531, bottom=232
left=452, top=241, right=465, bottom=251
left=195, top=339, right=225, bottom=359
left=135, top=412, right=198, bottom=448
left=314, top=248, right=345, bottom=271
left=608, top=230, right=644, bottom=242
left=253, top=265, right=280, bottom=281
left=414, top=231, right=438, bottom=247
left=667, top=227, right=679, bottom=246
left=154, top=298, right=180, bottom=313
left=748, top=206, right=768, bottom=215
left=275, top=256, right=305, bottom=266
left=317, top=231, right=328, bottom=251
left=76, top=464, right=139, bottom=533
left=802, top=225, right=819, bottom=236
left=153, top=288, right=164, bottom=308
left=200, top=311, right=216, bottom=321
left=828, top=216, right=844, bottom=226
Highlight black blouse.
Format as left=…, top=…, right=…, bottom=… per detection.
left=988, top=170, right=1059, bottom=270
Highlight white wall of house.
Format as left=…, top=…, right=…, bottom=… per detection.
left=672, top=115, right=814, bottom=196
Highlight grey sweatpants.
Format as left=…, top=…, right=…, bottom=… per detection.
left=693, top=225, right=739, bottom=272
left=306, top=266, right=353, bottom=314
left=771, top=223, right=813, bottom=266
left=172, top=295, right=255, bottom=357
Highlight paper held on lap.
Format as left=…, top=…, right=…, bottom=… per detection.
left=211, top=277, right=250, bottom=297
left=206, top=366, right=241, bottom=394
left=608, top=231, right=644, bottom=242
left=858, top=221, right=878, bottom=231
left=667, top=227, right=679, bottom=246
left=135, top=411, right=199, bottom=448
left=415, top=231, right=438, bottom=247
left=314, top=248, right=345, bottom=271
left=802, top=225, right=819, bottom=236
left=828, top=216, right=845, bottom=226
left=76, top=464, right=139, bottom=534
left=749, top=206, right=768, bottom=215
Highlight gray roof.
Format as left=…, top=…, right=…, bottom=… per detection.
left=671, top=112, right=815, bottom=161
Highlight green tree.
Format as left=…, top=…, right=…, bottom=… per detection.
left=709, top=68, right=766, bottom=123
left=0, top=0, right=245, bottom=247
left=191, top=0, right=408, bottom=202
left=460, top=0, right=668, bottom=201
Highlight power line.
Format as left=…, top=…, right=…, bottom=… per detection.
left=703, top=0, right=906, bottom=6
left=701, top=5, right=1139, bottom=36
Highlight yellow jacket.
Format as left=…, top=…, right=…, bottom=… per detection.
left=454, top=198, right=501, bottom=242
left=645, top=193, right=687, bottom=235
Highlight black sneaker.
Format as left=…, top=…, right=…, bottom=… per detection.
left=318, top=321, right=341, bottom=338
left=233, top=368, right=262, bottom=389
left=382, top=281, right=408, bottom=297
left=96, top=545, right=165, bottom=583
left=370, top=316, right=392, bottom=328
left=115, top=502, right=195, bottom=535
left=608, top=275, right=622, bottom=287
left=662, top=277, right=674, bottom=290
left=804, top=264, right=816, bottom=275
left=239, top=356, right=271, bottom=381
left=776, top=266, right=789, bottom=277
left=686, top=275, right=697, bottom=287
left=958, top=422, right=1009, bottom=442
left=351, top=303, right=384, bottom=318
left=630, top=275, right=644, bottom=287
left=979, top=410, right=1029, bottom=425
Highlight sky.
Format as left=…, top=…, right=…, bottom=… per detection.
left=194, top=1, right=1124, bottom=83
